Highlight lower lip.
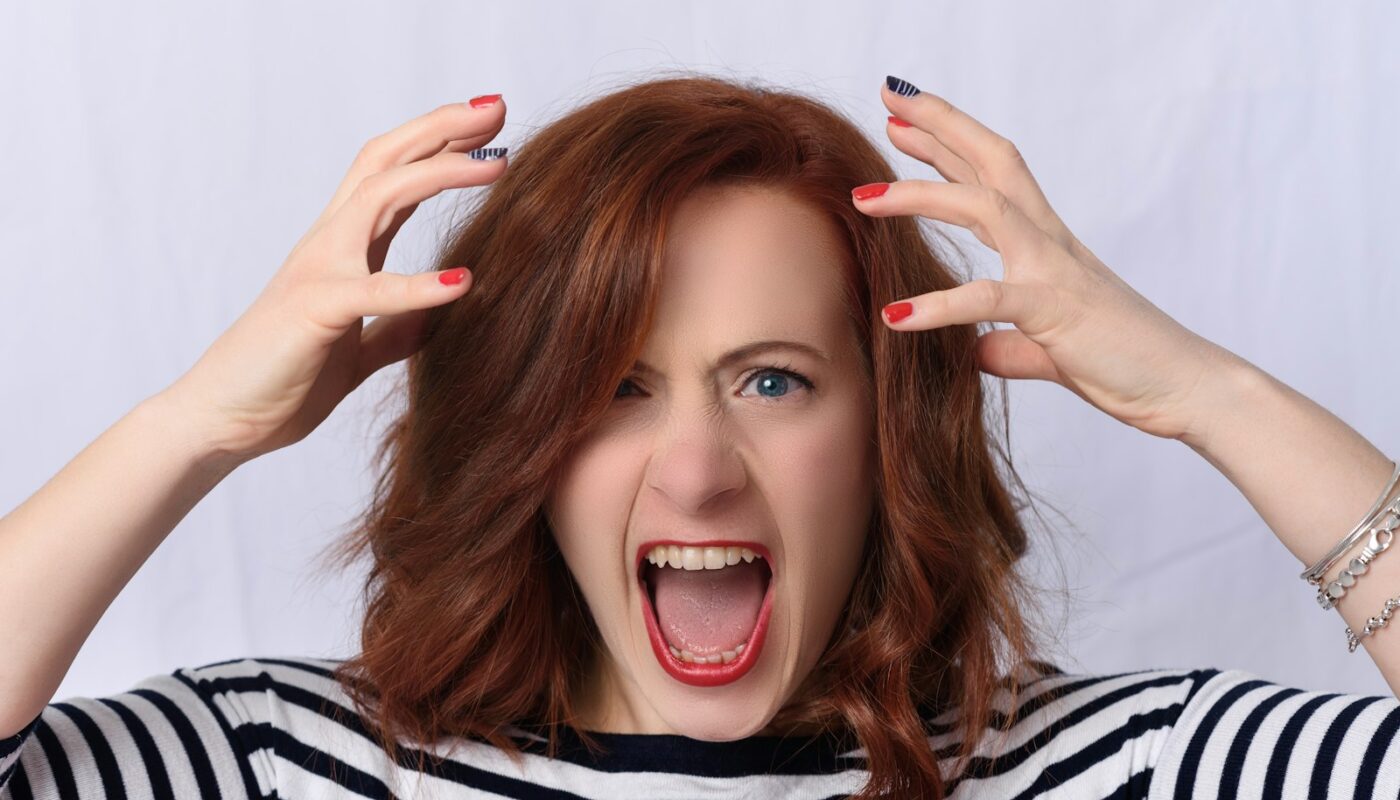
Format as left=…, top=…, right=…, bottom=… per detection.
left=637, top=561, right=775, bottom=687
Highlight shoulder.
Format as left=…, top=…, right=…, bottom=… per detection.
left=175, top=653, right=348, bottom=691
left=922, top=661, right=1224, bottom=798
left=0, top=655, right=355, bottom=800
left=171, top=654, right=354, bottom=727
left=1145, top=664, right=1400, bottom=798
left=983, top=662, right=1400, bottom=798
left=976, top=658, right=1209, bottom=728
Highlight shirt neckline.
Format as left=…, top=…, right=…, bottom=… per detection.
left=505, top=721, right=865, bottom=777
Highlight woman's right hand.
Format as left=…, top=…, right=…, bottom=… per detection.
left=160, top=96, right=508, bottom=464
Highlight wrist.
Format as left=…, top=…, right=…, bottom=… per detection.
left=136, top=388, right=250, bottom=480
left=1173, top=349, right=1277, bottom=456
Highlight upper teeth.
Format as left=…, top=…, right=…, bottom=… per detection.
left=646, top=545, right=761, bottom=570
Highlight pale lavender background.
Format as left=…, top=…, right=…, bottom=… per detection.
left=1, top=1, right=1397, bottom=702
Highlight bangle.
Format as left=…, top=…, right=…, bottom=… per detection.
left=1346, top=593, right=1400, bottom=653
left=1301, top=461, right=1400, bottom=586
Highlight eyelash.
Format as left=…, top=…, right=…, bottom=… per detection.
left=614, top=362, right=815, bottom=402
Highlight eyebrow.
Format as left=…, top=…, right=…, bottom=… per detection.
left=632, top=339, right=833, bottom=378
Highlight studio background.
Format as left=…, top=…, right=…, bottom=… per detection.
left=2, top=1, right=1397, bottom=703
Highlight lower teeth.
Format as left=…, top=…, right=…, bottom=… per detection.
left=668, top=642, right=745, bottom=664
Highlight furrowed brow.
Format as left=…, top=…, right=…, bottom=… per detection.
left=633, top=339, right=832, bottom=378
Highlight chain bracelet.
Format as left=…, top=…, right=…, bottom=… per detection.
left=1346, top=594, right=1400, bottom=653
left=1317, top=511, right=1399, bottom=610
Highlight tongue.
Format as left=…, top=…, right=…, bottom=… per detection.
left=651, top=560, right=767, bottom=656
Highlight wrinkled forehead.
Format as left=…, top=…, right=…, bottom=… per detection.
left=645, top=184, right=851, bottom=363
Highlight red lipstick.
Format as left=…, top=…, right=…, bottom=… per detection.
left=635, top=541, right=775, bottom=687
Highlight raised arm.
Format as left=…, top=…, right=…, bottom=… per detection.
left=0, top=96, right=510, bottom=739
left=855, top=75, right=1400, bottom=695
left=0, top=392, right=238, bottom=737
left=1175, top=359, right=1400, bottom=691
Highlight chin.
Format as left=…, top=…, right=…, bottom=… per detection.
left=656, top=701, right=779, bottom=741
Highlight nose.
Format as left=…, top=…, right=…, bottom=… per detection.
left=644, top=411, right=748, bottom=516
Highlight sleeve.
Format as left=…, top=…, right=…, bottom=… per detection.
left=0, top=664, right=274, bottom=799
left=1148, top=666, right=1400, bottom=799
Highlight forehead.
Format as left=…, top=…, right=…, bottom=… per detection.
left=648, top=184, right=850, bottom=353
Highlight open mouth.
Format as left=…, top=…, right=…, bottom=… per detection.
left=636, top=542, right=775, bottom=687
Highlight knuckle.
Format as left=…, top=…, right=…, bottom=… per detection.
left=348, top=173, right=384, bottom=210
left=365, top=271, right=406, bottom=303
left=969, top=278, right=1004, bottom=310
left=983, top=136, right=1030, bottom=187
left=981, top=187, right=1014, bottom=219
left=354, top=133, right=392, bottom=169
left=991, top=135, right=1026, bottom=168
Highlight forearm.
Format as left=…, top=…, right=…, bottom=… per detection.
left=0, top=390, right=242, bottom=736
left=1179, top=357, right=1400, bottom=695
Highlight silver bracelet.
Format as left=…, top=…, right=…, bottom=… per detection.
left=1346, top=593, right=1400, bottom=653
left=1316, top=511, right=1398, bottom=610
left=1301, top=461, right=1400, bottom=586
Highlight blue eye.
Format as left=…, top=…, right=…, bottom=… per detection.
left=613, top=364, right=814, bottom=402
left=739, top=366, right=814, bottom=401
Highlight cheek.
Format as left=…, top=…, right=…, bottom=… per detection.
left=546, top=438, right=646, bottom=599
left=756, top=399, right=874, bottom=590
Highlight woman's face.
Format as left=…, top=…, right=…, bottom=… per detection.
left=544, top=183, right=877, bottom=740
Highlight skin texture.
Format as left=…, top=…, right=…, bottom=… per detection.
left=544, top=183, right=877, bottom=738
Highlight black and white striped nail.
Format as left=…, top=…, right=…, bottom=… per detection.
left=885, top=75, right=920, bottom=97
left=468, top=146, right=508, bottom=160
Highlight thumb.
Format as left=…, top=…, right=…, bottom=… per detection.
left=974, top=328, right=1060, bottom=383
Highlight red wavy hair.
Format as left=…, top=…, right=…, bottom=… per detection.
left=317, top=72, right=1059, bottom=798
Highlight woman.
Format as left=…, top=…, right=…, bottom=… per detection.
left=2, top=73, right=1397, bottom=798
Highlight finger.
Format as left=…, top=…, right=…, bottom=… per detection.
left=361, top=141, right=487, bottom=270
left=318, top=97, right=508, bottom=225
left=880, top=77, right=1073, bottom=243
left=328, top=148, right=508, bottom=266
left=882, top=278, right=1057, bottom=335
left=853, top=179, right=1053, bottom=261
left=303, top=266, right=473, bottom=335
left=354, top=307, right=431, bottom=388
left=973, top=327, right=1061, bottom=382
left=886, top=115, right=978, bottom=185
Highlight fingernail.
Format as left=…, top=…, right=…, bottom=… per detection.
left=883, top=301, right=913, bottom=323
left=467, top=147, right=508, bottom=160
left=888, top=115, right=913, bottom=128
left=852, top=182, right=889, bottom=201
left=439, top=267, right=470, bottom=286
left=885, top=76, right=921, bottom=97
left=468, top=93, right=502, bottom=108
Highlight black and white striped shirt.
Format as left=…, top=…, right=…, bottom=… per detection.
left=3, top=655, right=1398, bottom=798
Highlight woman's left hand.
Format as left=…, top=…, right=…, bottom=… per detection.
left=853, top=76, right=1246, bottom=442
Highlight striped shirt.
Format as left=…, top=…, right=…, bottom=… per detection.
left=2, top=655, right=1398, bottom=798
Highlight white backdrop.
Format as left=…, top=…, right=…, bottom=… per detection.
left=2, top=1, right=1398, bottom=705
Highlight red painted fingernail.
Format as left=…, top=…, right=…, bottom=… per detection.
left=883, top=301, right=913, bottom=323
left=852, top=182, right=890, bottom=201
left=438, top=267, right=470, bottom=285
left=468, top=94, right=502, bottom=108
left=888, top=115, right=913, bottom=128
